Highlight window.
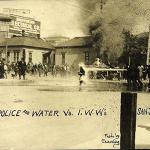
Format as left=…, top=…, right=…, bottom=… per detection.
left=14, top=51, right=20, bottom=62
left=7, top=52, right=10, bottom=58
left=14, top=52, right=16, bottom=62
left=61, top=52, right=65, bottom=65
left=0, top=52, right=2, bottom=60
left=22, top=49, right=26, bottom=60
left=29, top=52, right=32, bottom=62
left=85, top=51, right=90, bottom=65
left=53, top=53, right=55, bottom=65
left=7, top=52, right=10, bottom=62
left=17, top=52, right=19, bottom=61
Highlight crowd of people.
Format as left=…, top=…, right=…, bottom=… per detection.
left=1, top=57, right=150, bottom=91
left=0, top=58, right=29, bottom=79
left=124, top=65, right=150, bottom=91
left=0, top=58, right=70, bottom=80
left=51, top=64, right=70, bottom=77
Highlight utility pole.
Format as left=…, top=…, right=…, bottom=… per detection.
left=120, top=92, right=137, bottom=149
left=5, top=40, right=8, bottom=63
left=5, top=29, right=9, bottom=63
left=147, top=25, right=150, bottom=65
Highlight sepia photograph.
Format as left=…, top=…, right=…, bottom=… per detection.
left=0, top=0, right=150, bottom=149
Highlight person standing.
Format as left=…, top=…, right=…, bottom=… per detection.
left=4, top=63, right=8, bottom=79
left=78, top=63, right=86, bottom=86
left=143, top=65, right=148, bottom=80
left=43, top=64, right=48, bottom=77
left=0, top=61, right=4, bottom=79
left=147, top=65, right=150, bottom=91
left=38, top=63, right=43, bottom=77
left=136, top=65, right=143, bottom=91
left=93, top=58, right=100, bottom=67
left=18, top=58, right=26, bottom=80
left=126, top=65, right=132, bottom=90
left=138, top=65, right=143, bottom=81
left=52, top=65, right=57, bottom=77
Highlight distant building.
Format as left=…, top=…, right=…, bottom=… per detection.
left=44, top=36, right=70, bottom=46
left=55, top=36, right=97, bottom=72
left=0, top=36, right=55, bottom=65
left=0, top=14, right=11, bottom=39
left=0, top=10, right=51, bottom=65
left=0, top=13, right=40, bottom=39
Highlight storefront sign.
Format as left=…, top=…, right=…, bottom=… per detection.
left=9, top=15, right=40, bottom=35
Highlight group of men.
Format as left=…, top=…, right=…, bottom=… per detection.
left=26, top=62, right=48, bottom=77
left=0, top=58, right=27, bottom=80
left=0, top=58, right=50, bottom=80
left=0, top=60, right=7, bottom=79
left=51, top=64, right=70, bottom=77
left=126, top=65, right=150, bottom=91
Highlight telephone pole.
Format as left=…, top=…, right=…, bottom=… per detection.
left=147, top=25, right=150, bottom=65
left=5, top=27, right=9, bottom=63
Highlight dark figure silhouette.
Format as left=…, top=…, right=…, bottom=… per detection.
left=78, top=66, right=85, bottom=86
left=0, top=61, right=4, bottom=79
left=18, top=58, right=26, bottom=80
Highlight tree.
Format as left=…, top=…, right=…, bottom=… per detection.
left=118, top=30, right=148, bottom=66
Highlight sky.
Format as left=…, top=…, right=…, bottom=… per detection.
left=0, top=0, right=150, bottom=38
left=0, top=0, right=86, bottom=38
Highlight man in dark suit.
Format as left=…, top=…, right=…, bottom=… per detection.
left=18, top=58, right=26, bottom=80
left=78, top=63, right=85, bottom=86
left=0, top=60, right=4, bottom=79
left=147, top=65, right=150, bottom=91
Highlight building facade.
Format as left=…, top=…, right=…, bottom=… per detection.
left=44, top=36, right=70, bottom=46
left=0, top=36, right=55, bottom=65
left=55, top=36, right=97, bottom=72
left=0, top=9, right=56, bottom=67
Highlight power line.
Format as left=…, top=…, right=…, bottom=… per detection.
left=55, top=0, right=100, bottom=17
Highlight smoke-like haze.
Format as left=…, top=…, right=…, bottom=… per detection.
left=77, top=0, right=150, bottom=64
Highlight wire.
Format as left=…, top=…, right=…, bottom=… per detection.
left=55, top=0, right=100, bottom=17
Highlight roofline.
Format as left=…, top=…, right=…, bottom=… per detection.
left=55, top=36, right=92, bottom=48
left=44, top=36, right=70, bottom=39
left=0, top=13, right=12, bottom=21
left=0, top=37, right=55, bottom=50
left=0, top=45, right=55, bottom=50
left=56, top=45, right=92, bottom=48
left=0, top=13, right=40, bottom=22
